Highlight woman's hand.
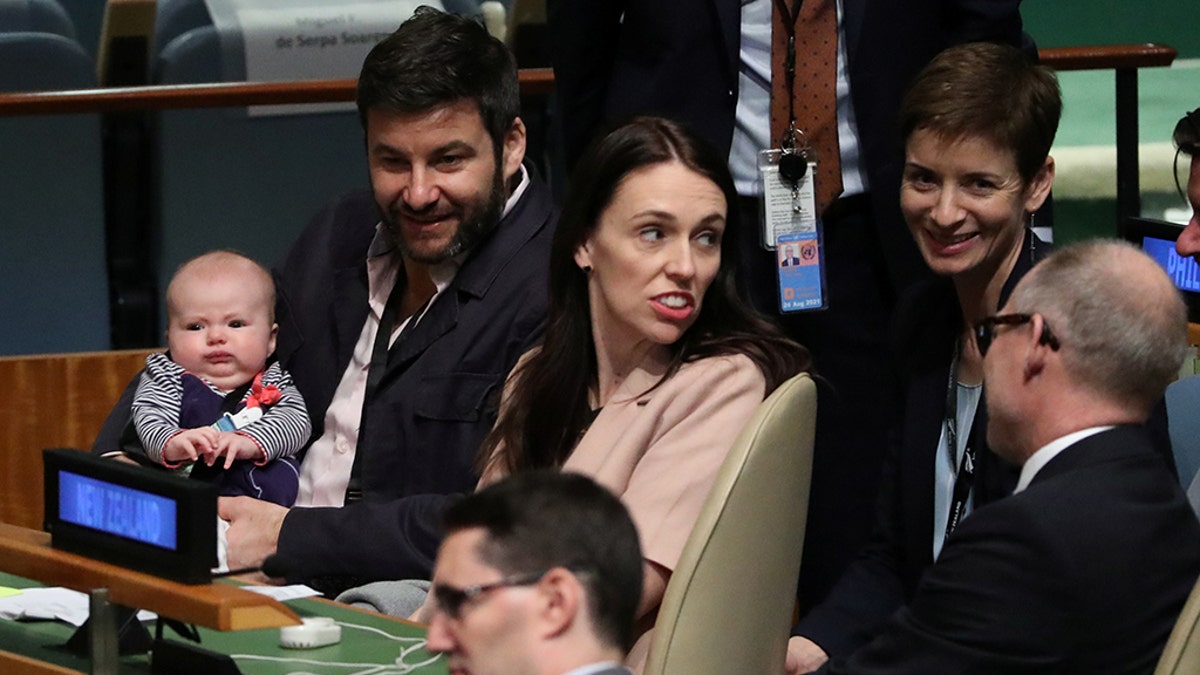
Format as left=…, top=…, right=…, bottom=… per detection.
left=785, top=636, right=829, bottom=674
left=408, top=589, right=438, bottom=624
left=638, top=560, right=670, bottom=619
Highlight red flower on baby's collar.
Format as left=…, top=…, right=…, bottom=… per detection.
left=245, top=372, right=282, bottom=408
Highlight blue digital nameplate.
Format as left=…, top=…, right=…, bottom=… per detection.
left=43, top=449, right=217, bottom=584
left=58, top=471, right=178, bottom=550
left=1142, top=236, right=1200, bottom=294
left=1122, top=217, right=1200, bottom=323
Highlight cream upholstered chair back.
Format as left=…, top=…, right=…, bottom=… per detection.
left=1154, top=574, right=1200, bottom=674
left=644, top=372, right=817, bottom=675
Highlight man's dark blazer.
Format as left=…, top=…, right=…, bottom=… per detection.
left=549, top=0, right=1024, bottom=291
left=794, top=230, right=1045, bottom=656
left=824, top=425, right=1200, bottom=674
left=270, top=172, right=556, bottom=584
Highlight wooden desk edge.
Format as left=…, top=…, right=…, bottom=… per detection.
left=0, top=45, right=1184, bottom=117
left=0, top=523, right=300, bottom=631
left=0, top=67, right=555, bottom=116
left=0, top=649, right=84, bottom=675
left=0, top=347, right=158, bottom=364
left=1040, top=43, right=1177, bottom=71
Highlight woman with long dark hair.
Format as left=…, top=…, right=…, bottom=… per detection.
left=478, top=116, right=810, bottom=667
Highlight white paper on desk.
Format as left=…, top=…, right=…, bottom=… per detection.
left=0, top=587, right=155, bottom=627
left=243, top=584, right=320, bottom=602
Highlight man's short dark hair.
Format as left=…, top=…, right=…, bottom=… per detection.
left=1172, top=108, right=1199, bottom=201
left=356, top=7, right=519, bottom=154
left=444, top=471, right=644, bottom=652
left=1175, top=109, right=1200, bottom=157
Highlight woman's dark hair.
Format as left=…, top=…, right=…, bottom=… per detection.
left=479, top=117, right=810, bottom=474
left=899, top=42, right=1061, bottom=183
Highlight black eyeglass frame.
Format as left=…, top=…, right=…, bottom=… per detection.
left=431, top=570, right=549, bottom=620
left=974, top=312, right=1061, bottom=357
left=1172, top=108, right=1200, bottom=202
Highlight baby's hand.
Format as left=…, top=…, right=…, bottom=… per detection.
left=207, top=432, right=266, bottom=469
left=163, top=428, right=219, bottom=463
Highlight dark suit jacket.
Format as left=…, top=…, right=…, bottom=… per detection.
left=794, top=230, right=1046, bottom=656
left=824, top=426, right=1200, bottom=674
left=271, top=173, right=556, bottom=584
left=549, top=0, right=1024, bottom=292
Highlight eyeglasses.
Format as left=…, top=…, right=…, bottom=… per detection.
left=431, top=570, right=547, bottom=620
left=973, top=313, right=1060, bottom=357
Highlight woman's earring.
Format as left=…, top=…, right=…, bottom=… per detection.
left=581, top=265, right=592, bottom=274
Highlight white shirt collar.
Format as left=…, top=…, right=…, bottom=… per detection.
left=561, top=662, right=624, bottom=675
left=1014, top=426, right=1115, bottom=493
left=504, top=163, right=530, bottom=217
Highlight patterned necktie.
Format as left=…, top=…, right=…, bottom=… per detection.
left=770, top=0, right=843, bottom=215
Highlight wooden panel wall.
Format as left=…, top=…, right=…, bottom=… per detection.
left=0, top=349, right=155, bottom=529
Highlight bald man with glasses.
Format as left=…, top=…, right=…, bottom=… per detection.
left=820, top=241, right=1200, bottom=674
left=424, top=471, right=642, bottom=675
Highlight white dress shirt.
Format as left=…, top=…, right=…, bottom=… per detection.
left=729, top=0, right=867, bottom=197
left=1014, top=426, right=1115, bottom=494
left=561, top=662, right=629, bottom=675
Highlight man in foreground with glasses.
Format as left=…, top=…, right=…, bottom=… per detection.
left=424, top=471, right=641, bottom=675
left=821, top=240, right=1200, bottom=673
left=1172, top=108, right=1200, bottom=260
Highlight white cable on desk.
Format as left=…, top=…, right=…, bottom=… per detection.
left=229, top=618, right=443, bottom=674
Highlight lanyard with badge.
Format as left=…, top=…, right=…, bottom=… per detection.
left=758, top=0, right=829, bottom=313
left=943, top=340, right=975, bottom=540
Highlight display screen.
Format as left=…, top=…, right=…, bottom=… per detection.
left=1143, top=236, right=1200, bottom=293
left=58, top=470, right=178, bottom=551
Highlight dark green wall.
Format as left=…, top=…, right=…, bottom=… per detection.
left=1023, top=0, right=1199, bottom=58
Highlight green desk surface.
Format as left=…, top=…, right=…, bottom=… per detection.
left=0, top=573, right=449, bottom=674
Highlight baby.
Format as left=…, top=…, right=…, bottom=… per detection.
left=130, top=250, right=311, bottom=506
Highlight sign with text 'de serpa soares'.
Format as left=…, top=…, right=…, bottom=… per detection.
left=203, top=0, right=437, bottom=116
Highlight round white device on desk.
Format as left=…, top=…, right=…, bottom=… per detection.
left=280, top=617, right=342, bottom=649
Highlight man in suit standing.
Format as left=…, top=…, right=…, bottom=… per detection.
left=819, top=240, right=1200, bottom=674
left=424, top=471, right=642, bottom=675
left=548, top=0, right=1026, bottom=614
